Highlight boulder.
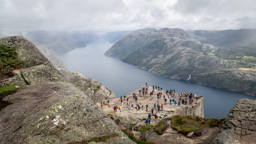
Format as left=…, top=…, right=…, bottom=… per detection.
left=212, top=98, right=256, bottom=144
left=0, top=36, right=49, bottom=68
left=116, top=116, right=138, bottom=130
left=58, top=68, right=115, bottom=103
left=186, top=131, right=194, bottom=138
left=0, top=36, right=67, bottom=87
left=0, top=82, right=134, bottom=144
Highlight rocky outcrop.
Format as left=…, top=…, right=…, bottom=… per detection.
left=212, top=98, right=256, bottom=144
left=58, top=68, right=116, bottom=103
left=0, top=36, right=133, bottom=143
left=0, top=36, right=67, bottom=87
left=174, top=96, right=204, bottom=118
left=0, top=82, right=134, bottom=144
left=0, top=36, right=114, bottom=103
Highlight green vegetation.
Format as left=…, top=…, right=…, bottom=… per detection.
left=0, top=85, right=17, bottom=110
left=206, top=52, right=215, bottom=56
left=0, top=44, right=24, bottom=74
left=105, top=86, right=112, bottom=95
left=139, top=125, right=154, bottom=134
left=171, top=115, right=222, bottom=136
left=121, top=129, right=155, bottom=144
left=154, top=118, right=170, bottom=135
left=93, top=85, right=101, bottom=94
left=0, top=85, right=17, bottom=96
left=70, top=133, right=119, bottom=144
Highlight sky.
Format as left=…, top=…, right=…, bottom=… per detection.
left=1, top=0, right=256, bottom=33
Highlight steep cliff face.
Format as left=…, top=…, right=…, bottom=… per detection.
left=0, top=36, right=134, bottom=144
left=212, top=98, right=256, bottom=144
left=105, top=28, right=256, bottom=96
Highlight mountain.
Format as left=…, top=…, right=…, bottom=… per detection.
left=101, top=31, right=130, bottom=43
left=25, top=31, right=99, bottom=55
left=105, top=28, right=256, bottom=96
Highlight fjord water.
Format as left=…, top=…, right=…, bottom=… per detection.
left=61, top=40, right=256, bottom=118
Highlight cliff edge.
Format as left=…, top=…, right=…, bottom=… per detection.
left=212, top=98, right=256, bottom=144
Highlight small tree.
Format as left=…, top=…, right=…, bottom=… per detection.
left=0, top=44, right=24, bottom=74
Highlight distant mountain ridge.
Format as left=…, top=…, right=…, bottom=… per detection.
left=105, top=28, right=256, bottom=96
left=25, top=31, right=99, bottom=55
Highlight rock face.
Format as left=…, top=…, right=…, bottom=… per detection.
left=0, top=82, right=133, bottom=144
left=58, top=68, right=116, bottom=103
left=105, top=28, right=256, bottom=96
left=212, top=98, right=256, bottom=144
left=0, top=36, right=134, bottom=144
left=0, top=36, right=67, bottom=87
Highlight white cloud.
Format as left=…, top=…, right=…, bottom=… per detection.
left=0, top=0, right=256, bottom=32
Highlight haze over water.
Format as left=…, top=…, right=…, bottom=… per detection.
left=61, top=40, right=256, bottom=118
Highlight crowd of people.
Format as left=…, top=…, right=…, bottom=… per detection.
left=110, top=82, right=201, bottom=125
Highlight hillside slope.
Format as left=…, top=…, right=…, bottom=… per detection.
left=105, top=28, right=256, bottom=96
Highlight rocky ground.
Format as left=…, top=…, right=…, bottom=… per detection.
left=0, top=36, right=134, bottom=144
left=101, top=86, right=219, bottom=144
left=102, top=86, right=204, bottom=125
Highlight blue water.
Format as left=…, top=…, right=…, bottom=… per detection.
left=60, top=40, right=256, bottom=118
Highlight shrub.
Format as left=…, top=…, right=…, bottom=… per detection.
left=121, top=129, right=155, bottom=144
left=154, top=119, right=168, bottom=135
left=0, top=44, right=24, bottom=74
left=171, top=115, right=222, bottom=136
left=139, top=125, right=154, bottom=134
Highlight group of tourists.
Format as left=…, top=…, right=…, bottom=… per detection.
left=112, top=83, right=200, bottom=119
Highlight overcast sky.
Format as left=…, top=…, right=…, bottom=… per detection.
left=1, top=0, right=256, bottom=33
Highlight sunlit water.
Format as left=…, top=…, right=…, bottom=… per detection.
left=60, top=39, right=256, bottom=118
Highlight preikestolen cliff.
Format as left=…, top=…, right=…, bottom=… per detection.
left=1, top=0, right=256, bottom=143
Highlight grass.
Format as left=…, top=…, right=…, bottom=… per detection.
left=70, top=133, right=119, bottom=144
left=0, top=85, right=18, bottom=110
left=206, top=52, right=215, bottom=56
left=0, top=85, right=18, bottom=96
left=93, top=85, right=101, bottom=94
left=171, top=115, right=222, bottom=136
left=154, top=118, right=171, bottom=135
left=121, top=129, right=155, bottom=144
left=139, top=125, right=154, bottom=134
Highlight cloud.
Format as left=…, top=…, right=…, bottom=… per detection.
left=0, top=0, right=256, bottom=32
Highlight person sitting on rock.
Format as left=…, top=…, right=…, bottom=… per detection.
left=148, top=113, right=151, bottom=119
left=145, top=119, right=150, bottom=125
left=155, top=114, right=158, bottom=119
